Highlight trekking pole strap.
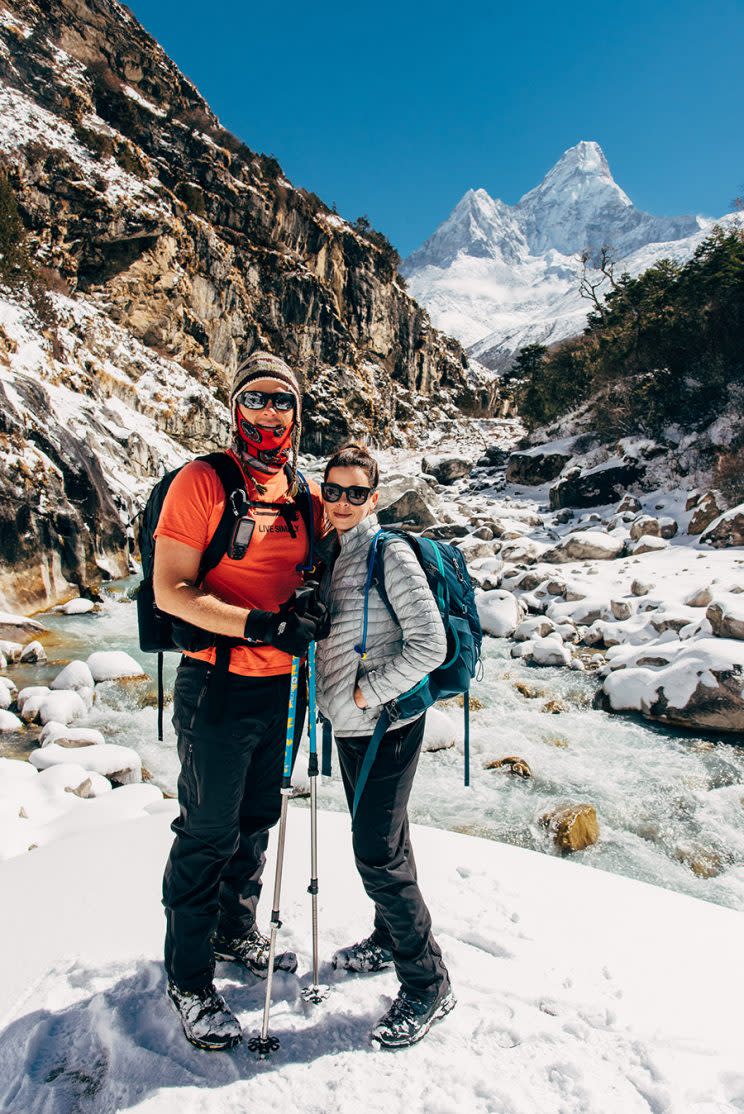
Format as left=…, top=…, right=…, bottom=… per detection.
left=351, top=708, right=389, bottom=823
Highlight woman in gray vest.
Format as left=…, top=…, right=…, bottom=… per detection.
left=315, top=443, right=455, bottom=1048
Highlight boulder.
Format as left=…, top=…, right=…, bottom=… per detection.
left=0, top=710, right=22, bottom=732
left=476, top=590, right=525, bottom=637
left=514, top=617, right=557, bottom=642
left=57, top=597, right=96, bottom=615
left=632, top=535, right=669, bottom=555
left=541, top=804, right=599, bottom=852
left=39, top=721, right=106, bottom=748
left=0, top=612, right=46, bottom=643
left=600, top=637, right=744, bottom=732
left=19, top=640, right=47, bottom=664
left=707, top=596, right=744, bottom=641
left=506, top=449, right=572, bottom=486
left=37, top=690, right=87, bottom=726
left=86, top=651, right=145, bottom=682
left=51, top=661, right=96, bottom=692
left=544, top=531, right=624, bottom=563
left=377, top=489, right=437, bottom=529
left=422, top=707, right=458, bottom=752
left=616, top=495, right=641, bottom=513
left=631, top=579, right=654, bottom=597
left=610, top=599, right=634, bottom=621
left=29, top=742, right=143, bottom=783
left=699, top=504, right=744, bottom=549
left=486, top=756, right=532, bottom=778
left=421, top=455, right=471, bottom=485
left=420, top=524, right=469, bottom=541
left=688, top=491, right=727, bottom=535
left=684, top=587, right=713, bottom=608
left=0, top=640, right=22, bottom=662
left=549, top=459, right=643, bottom=510
left=17, top=687, right=51, bottom=723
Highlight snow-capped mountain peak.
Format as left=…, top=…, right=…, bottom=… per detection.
left=402, top=140, right=727, bottom=363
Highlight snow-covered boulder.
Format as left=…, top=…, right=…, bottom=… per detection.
left=39, top=722, right=106, bottom=748
left=0, top=640, right=22, bottom=662
left=610, top=599, right=634, bottom=620
left=688, top=491, right=727, bottom=535
left=649, top=604, right=700, bottom=634
left=457, top=535, right=499, bottom=563
left=699, top=503, right=744, bottom=548
left=423, top=707, right=458, bottom=751
left=29, top=742, right=143, bottom=783
left=477, top=590, right=525, bottom=637
left=631, top=534, right=669, bottom=555
left=526, top=635, right=572, bottom=667
left=36, top=764, right=112, bottom=798
left=544, top=531, right=624, bottom=563
left=0, top=612, right=46, bottom=642
left=684, top=586, right=714, bottom=608
left=86, top=651, right=145, bottom=682
left=499, top=537, right=548, bottom=565
left=19, top=641, right=47, bottom=664
left=421, top=455, right=471, bottom=485
left=631, top=579, right=653, bottom=596
left=37, top=690, right=87, bottom=726
left=0, top=710, right=22, bottom=732
left=707, top=595, right=744, bottom=640
left=629, top=515, right=677, bottom=540
left=56, top=597, right=96, bottom=615
left=600, top=637, right=744, bottom=732
left=17, top=687, right=51, bottom=723
left=547, top=597, right=612, bottom=626
left=0, top=678, right=17, bottom=710
left=514, top=616, right=557, bottom=642
left=50, top=661, right=95, bottom=692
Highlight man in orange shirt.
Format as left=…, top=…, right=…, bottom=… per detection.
left=154, top=351, right=327, bottom=1051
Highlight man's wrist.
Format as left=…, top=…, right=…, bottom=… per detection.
left=244, top=607, right=272, bottom=643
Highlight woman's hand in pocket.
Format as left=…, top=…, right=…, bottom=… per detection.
left=353, top=685, right=368, bottom=709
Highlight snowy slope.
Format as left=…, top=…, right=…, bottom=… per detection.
left=403, top=141, right=741, bottom=367
left=0, top=808, right=743, bottom=1113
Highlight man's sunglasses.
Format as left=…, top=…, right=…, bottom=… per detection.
left=321, top=482, right=375, bottom=506
left=238, top=390, right=295, bottom=412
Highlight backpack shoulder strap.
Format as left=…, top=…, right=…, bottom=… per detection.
left=291, top=467, right=316, bottom=574
left=196, top=452, right=246, bottom=580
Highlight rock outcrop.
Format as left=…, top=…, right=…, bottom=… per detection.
left=0, top=0, right=491, bottom=610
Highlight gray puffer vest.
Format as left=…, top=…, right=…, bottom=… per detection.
left=315, top=514, right=447, bottom=737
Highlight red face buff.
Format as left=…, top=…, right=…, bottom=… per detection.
left=234, top=404, right=294, bottom=471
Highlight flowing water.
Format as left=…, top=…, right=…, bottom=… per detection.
left=9, top=577, right=744, bottom=913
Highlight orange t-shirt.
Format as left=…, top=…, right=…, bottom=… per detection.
left=154, top=452, right=324, bottom=676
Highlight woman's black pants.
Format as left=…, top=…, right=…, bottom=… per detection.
left=335, top=713, right=448, bottom=998
left=163, top=658, right=304, bottom=991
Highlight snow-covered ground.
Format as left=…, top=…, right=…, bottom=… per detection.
left=1, top=807, right=742, bottom=1113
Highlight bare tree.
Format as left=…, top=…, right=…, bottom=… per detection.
left=577, top=245, right=617, bottom=322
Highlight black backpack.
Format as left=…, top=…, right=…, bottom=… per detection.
left=136, top=451, right=315, bottom=739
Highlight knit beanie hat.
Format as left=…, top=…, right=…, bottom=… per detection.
left=230, top=351, right=303, bottom=488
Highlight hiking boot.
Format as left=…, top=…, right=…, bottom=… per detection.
left=371, top=983, right=456, bottom=1049
left=167, top=980, right=242, bottom=1051
left=214, top=925, right=298, bottom=978
left=332, top=933, right=394, bottom=973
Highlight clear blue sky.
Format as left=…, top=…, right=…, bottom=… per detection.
left=125, top=0, right=743, bottom=257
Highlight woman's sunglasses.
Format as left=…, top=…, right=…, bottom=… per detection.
left=238, top=390, right=295, bottom=412
left=321, top=482, right=374, bottom=506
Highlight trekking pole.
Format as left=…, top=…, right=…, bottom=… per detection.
left=248, top=654, right=301, bottom=1058
left=300, top=641, right=330, bottom=1004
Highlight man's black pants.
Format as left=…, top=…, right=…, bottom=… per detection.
left=163, top=658, right=305, bottom=991
left=335, top=713, right=448, bottom=998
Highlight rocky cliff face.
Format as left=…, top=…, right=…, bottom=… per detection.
left=0, top=0, right=492, bottom=612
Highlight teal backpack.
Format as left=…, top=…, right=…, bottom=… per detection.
left=338, top=528, right=483, bottom=821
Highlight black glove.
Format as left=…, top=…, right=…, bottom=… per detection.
left=294, top=583, right=331, bottom=641
left=244, top=595, right=324, bottom=656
